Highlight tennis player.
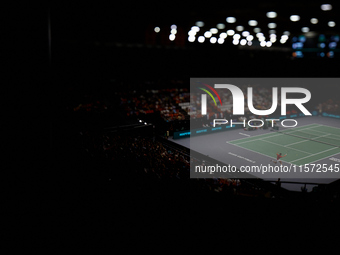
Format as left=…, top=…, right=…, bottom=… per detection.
left=271, top=153, right=287, bottom=165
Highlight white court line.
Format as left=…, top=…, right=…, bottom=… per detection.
left=232, top=124, right=322, bottom=145
left=300, top=128, right=340, bottom=140
left=282, top=134, right=329, bottom=147
left=226, top=142, right=298, bottom=167
left=234, top=133, right=283, bottom=145
left=239, top=133, right=251, bottom=137
left=290, top=147, right=339, bottom=163
left=303, top=151, right=340, bottom=165
left=260, top=139, right=312, bottom=155
left=228, top=123, right=318, bottom=143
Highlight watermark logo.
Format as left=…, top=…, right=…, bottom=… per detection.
left=199, top=84, right=311, bottom=116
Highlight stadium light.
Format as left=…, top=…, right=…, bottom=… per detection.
left=195, top=21, right=204, bottom=27
left=247, top=41, right=252, bottom=46
left=154, top=27, right=160, bottom=33
left=198, top=36, right=205, bottom=43
left=226, top=17, right=236, bottom=23
left=210, top=37, right=217, bottom=43
left=242, top=31, right=250, bottom=37
left=219, top=32, right=227, bottom=39
left=218, top=38, right=224, bottom=44
left=188, top=30, right=196, bottom=36
left=290, top=15, right=300, bottom=22
left=232, top=39, right=239, bottom=45
left=188, top=36, right=195, bottom=42
left=191, top=26, right=200, bottom=32
left=260, top=41, right=266, bottom=47
left=302, top=27, right=310, bottom=33
left=253, top=28, right=261, bottom=33
left=328, top=21, right=336, bottom=27
left=171, top=29, right=177, bottom=34
left=233, top=34, right=241, bottom=40
left=169, top=34, right=175, bottom=41
left=266, top=41, right=272, bottom=47
left=246, top=35, right=254, bottom=41
left=236, top=26, right=244, bottom=31
left=217, top=23, right=225, bottom=29
left=311, top=18, right=318, bottom=24
left=266, top=12, right=277, bottom=18
left=268, top=23, right=277, bottom=29
left=248, top=20, right=258, bottom=26
left=204, top=31, right=212, bottom=38
left=227, top=29, right=235, bottom=36
left=321, top=4, right=332, bottom=11
left=240, top=39, right=247, bottom=45
left=210, top=28, right=218, bottom=34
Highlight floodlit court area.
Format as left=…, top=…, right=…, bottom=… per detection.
left=171, top=116, right=340, bottom=191
left=228, top=123, right=340, bottom=166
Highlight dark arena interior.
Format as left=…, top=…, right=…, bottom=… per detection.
left=48, top=1, right=340, bottom=240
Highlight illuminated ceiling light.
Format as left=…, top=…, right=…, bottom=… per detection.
left=310, top=18, right=318, bottom=24
left=154, top=27, right=160, bottom=33
left=233, top=34, right=241, bottom=40
left=301, top=27, right=310, bottom=32
left=281, top=35, right=289, bottom=40
left=188, top=30, right=196, bottom=36
left=195, top=21, right=205, bottom=27
left=321, top=4, right=332, bottom=11
left=328, top=21, right=336, bottom=27
left=171, top=29, right=177, bottom=34
left=236, top=26, right=244, bottom=31
left=218, top=38, right=224, bottom=44
left=171, top=25, right=177, bottom=30
left=266, top=11, right=277, bottom=18
left=256, top=32, right=264, bottom=38
left=191, top=26, right=200, bottom=32
left=280, top=38, right=287, bottom=44
left=260, top=41, right=266, bottom=47
left=232, top=39, right=239, bottom=45
left=240, top=39, right=247, bottom=45
left=219, top=32, right=227, bottom=39
left=198, top=36, right=205, bottom=43
left=210, top=37, right=217, bottom=44
left=188, top=36, right=195, bottom=42
left=204, top=31, right=212, bottom=38
left=270, top=34, right=276, bottom=38
left=268, top=23, right=277, bottom=29
left=217, top=23, right=225, bottom=29
left=227, top=29, right=235, bottom=36
left=270, top=37, right=276, bottom=43
left=258, top=36, right=265, bottom=42
left=253, top=28, right=261, bottom=33
left=248, top=20, right=258, bottom=26
left=290, top=15, right=300, bottom=22
left=210, top=28, right=218, bottom=34
left=144, top=122, right=147, bottom=125
left=283, top=31, right=290, bottom=36
left=266, top=41, right=272, bottom=47
left=247, top=41, right=252, bottom=46
left=169, top=34, right=175, bottom=41
left=226, top=17, right=236, bottom=23
left=246, top=35, right=254, bottom=41
left=269, top=30, right=276, bottom=34
left=242, top=31, right=250, bottom=37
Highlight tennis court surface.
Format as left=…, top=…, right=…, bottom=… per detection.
left=228, top=123, right=340, bottom=166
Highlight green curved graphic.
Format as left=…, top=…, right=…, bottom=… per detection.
left=199, top=87, right=217, bottom=106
